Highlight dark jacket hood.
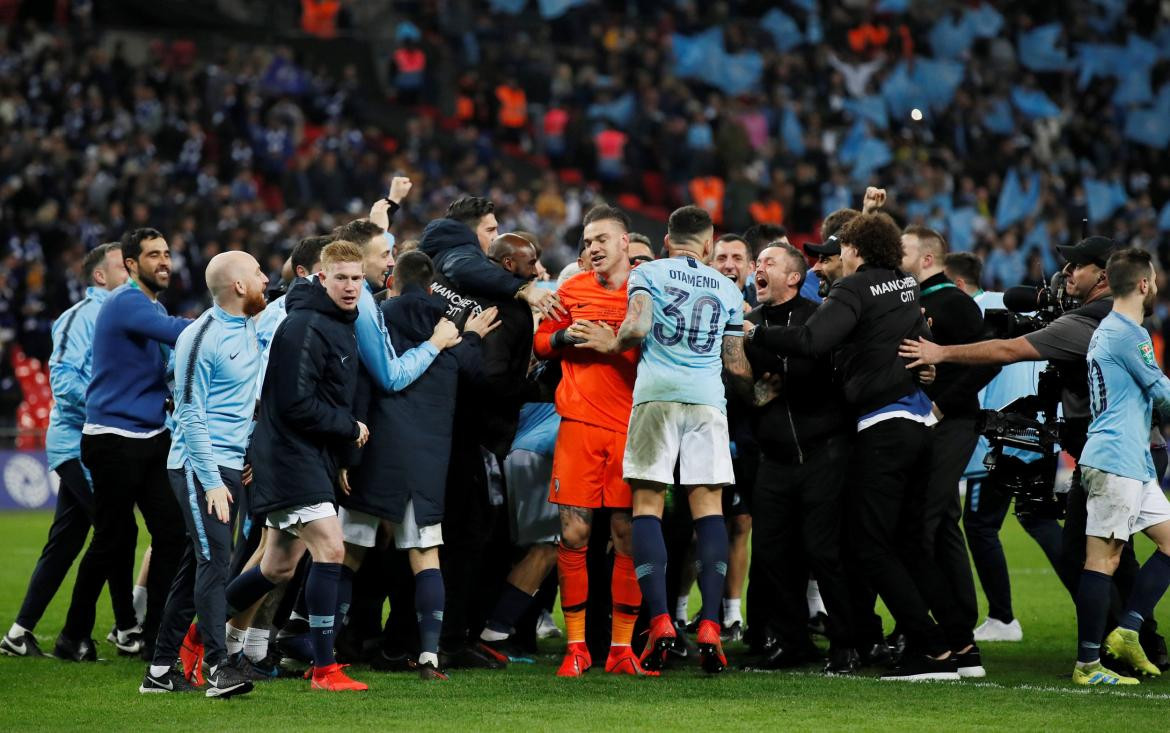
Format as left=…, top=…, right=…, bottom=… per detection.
left=382, top=285, right=446, bottom=343
left=285, top=277, right=359, bottom=323
left=418, top=218, right=479, bottom=257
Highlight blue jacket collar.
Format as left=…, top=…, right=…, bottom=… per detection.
left=212, top=304, right=248, bottom=325
left=88, top=286, right=112, bottom=304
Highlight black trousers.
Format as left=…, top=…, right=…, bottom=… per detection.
left=963, top=459, right=1064, bottom=624
left=439, top=440, right=495, bottom=651
left=64, top=432, right=185, bottom=646
left=919, top=417, right=980, bottom=649
left=153, top=467, right=240, bottom=668
left=849, top=418, right=947, bottom=656
left=16, top=459, right=112, bottom=630
left=752, top=436, right=855, bottom=650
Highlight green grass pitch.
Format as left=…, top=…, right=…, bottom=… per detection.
left=2, top=510, right=1169, bottom=731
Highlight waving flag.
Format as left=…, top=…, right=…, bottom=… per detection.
left=1018, top=23, right=1070, bottom=72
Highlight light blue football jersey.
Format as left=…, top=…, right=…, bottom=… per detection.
left=1080, top=310, right=1170, bottom=481
left=626, top=255, right=744, bottom=411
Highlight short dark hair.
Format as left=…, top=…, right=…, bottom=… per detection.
left=771, top=242, right=808, bottom=289
left=742, top=224, right=786, bottom=258
left=943, top=252, right=982, bottom=286
left=667, top=205, right=713, bottom=245
left=394, top=250, right=435, bottom=290
left=628, top=232, right=652, bottom=248
left=332, top=218, right=384, bottom=249
left=446, top=196, right=495, bottom=228
left=904, top=225, right=948, bottom=257
left=715, top=234, right=752, bottom=258
left=291, top=235, right=333, bottom=274
left=83, top=243, right=121, bottom=284
left=821, top=208, right=860, bottom=242
left=120, top=227, right=165, bottom=263
left=839, top=213, right=904, bottom=271
left=582, top=204, right=631, bottom=232
left=1106, top=247, right=1155, bottom=297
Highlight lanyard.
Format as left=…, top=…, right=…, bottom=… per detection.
left=920, top=282, right=957, bottom=296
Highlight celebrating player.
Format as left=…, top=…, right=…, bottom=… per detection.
left=612, top=205, right=754, bottom=673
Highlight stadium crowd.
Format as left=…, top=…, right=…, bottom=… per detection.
left=4, top=0, right=1170, bottom=700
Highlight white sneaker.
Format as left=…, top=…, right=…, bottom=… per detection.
left=536, top=610, right=562, bottom=640
left=973, top=617, right=1022, bottom=642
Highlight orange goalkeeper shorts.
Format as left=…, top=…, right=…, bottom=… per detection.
left=548, top=419, right=631, bottom=509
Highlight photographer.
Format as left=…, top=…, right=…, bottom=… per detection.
left=902, top=236, right=1167, bottom=665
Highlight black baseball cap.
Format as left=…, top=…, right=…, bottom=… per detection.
left=1056, top=236, right=1118, bottom=268
left=804, top=234, right=841, bottom=257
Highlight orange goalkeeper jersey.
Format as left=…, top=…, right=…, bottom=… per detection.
left=534, top=271, right=638, bottom=434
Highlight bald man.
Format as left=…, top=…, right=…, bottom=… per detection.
left=141, top=251, right=269, bottom=698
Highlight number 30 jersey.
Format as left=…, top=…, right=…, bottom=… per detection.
left=627, top=255, right=744, bottom=411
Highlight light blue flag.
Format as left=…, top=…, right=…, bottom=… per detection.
left=489, top=0, right=527, bottom=12
left=842, top=95, right=889, bottom=129
left=587, top=93, right=635, bottom=127
left=719, top=51, right=764, bottom=95
left=880, top=62, right=917, bottom=119
left=969, top=3, right=1004, bottom=38
left=837, top=119, right=868, bottom=166
left=914, top=58, right=964, bottom=110
left=781, top=107, right=805, bottom=156
left=983, top=98, right=1014, bottom=135
left=1022, top=220, right=1058, bottom=274
left=1159, top=201, right=1170, bottom=231
left=929, top=13, right=976, bottom=59
left=1011, top=87, right=1061, bottom=119
left=1084, top=179, right=1126, bottom=223
left=1113, top=70, right=1152, bottom=106
left=538, top=0, right=586, bottom=19
left=788, top=0, right=816, bottom=13
left=948, top=207, right=977, bottom=252
left=851, top=138, right=892, bottom=181
left=995, top=168, right=1041, bottom=230
left=761, top=9, right=804, bottom=53
left=1123, top=108, right=1170, bottom=148
left=875, top=0, right=907, bottom=12
left=671, top=28, right=723, bottom=81
left=1018, top=23, right=1070, bottom=72
left=1076, top=43, right=1124, bottom=89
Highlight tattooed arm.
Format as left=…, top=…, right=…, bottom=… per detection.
left=722, top=334, right=754, bottom=404
left=615, top=291, right=653, bottom=353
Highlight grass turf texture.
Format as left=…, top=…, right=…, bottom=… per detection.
left=2, top=512, right=1170, bottom=731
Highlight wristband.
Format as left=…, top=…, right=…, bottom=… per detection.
left=551, top=328, right=571, bottom=349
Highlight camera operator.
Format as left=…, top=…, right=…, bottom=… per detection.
left=943, top=252, right=1064, bottom=643
left=902, top=236, right=1168, bottom=665
left=901, top=227, right=998, bottom=673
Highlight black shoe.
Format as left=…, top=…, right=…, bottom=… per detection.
left=885, top=632, right=907, bottom=666
left=721, top=621, right=743, bottom=643
left=442, top=645, right=504, bottom=670
left=106, top=624, right=145, bottom=656
left=668, top=619, right=697, bottom=659
left=824, top=647, right=860, bottom=676
left=418, top=660, right=449, bottom=681
left=1, top=630, right=44, bottom=657
left=275, top=633, right=314, bottom=665
left=1140, top=629, right=1170, bottom=671
left=808, top=612, right=829, bottom=637
left=954, top=644, right=986, bottom=678
left=879, top=653, right=960, bottom=681
left=859, top=640, right=893, bottom=668
left=741, top=643, right=821, bottom=671
left=53, top=634, right=97, bottom=662
left=140, top=666, right=199, bottom=693
left=206, top=662, right=254, bottom=698
left=370, top=648, right=418, bottom=672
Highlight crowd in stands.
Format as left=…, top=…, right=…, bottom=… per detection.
left=5, top=1, right=1170, bottom=361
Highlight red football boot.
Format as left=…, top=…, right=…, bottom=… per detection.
left=556, top=641, right=592, bottom=677
left=696, top=619, right=727, bottom=674
left=310, top=663, right=368, bottom=691
left=605, top=645, right=659, bottom=676
left=638, top=614, right=677, bottom=672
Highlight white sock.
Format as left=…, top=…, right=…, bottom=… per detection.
left=675, top=595, right=690, bottom=621
left=806, top=579, right=826, bottom=617
left=8, top=623, right=29, bottom=638
left=722, top=598, right=742, bottom=625
left=149, top=664, right=171, bottom=677
left=244, top=627, right=270, bottom=662
left=225, top=623, right=246, bottom=655
left=419, top=651, right=439, bottom=667
left=480, top=628, right=509, bottom=642
left=132, top=585, right=148, bottom=625
left=289, top=611, right=307, bottom=622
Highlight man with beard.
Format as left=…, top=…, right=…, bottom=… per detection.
left=58, top=228, right=193, bottom=662
left=140, top=252, right=269, bottom=697
left=1071, top=248, right=1170, bottom=686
